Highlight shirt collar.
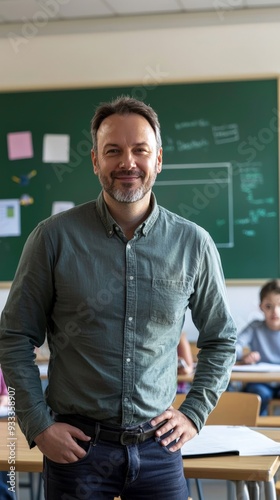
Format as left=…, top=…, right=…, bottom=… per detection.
left=96, top=191, right=160, bottom=238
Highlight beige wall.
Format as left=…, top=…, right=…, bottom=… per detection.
left=0, top=15, right=280, bottom=91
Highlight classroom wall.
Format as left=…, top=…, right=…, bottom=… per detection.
left=0, top=10, right=278, bottom=338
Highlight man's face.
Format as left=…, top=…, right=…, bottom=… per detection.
left=91, top=113, right=162, bottom=204
left=260, top=292, right=280, bottom=331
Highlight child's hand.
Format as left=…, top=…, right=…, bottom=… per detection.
left=242, top=351, right=261, bottom=364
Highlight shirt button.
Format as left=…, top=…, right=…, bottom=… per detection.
left=127, top=244, right=131, bottom=249
left=124, top=397, right=129, bottom=402
left=128, top=316, right=133, bottom=322
left=126, top=358, right=131, bottom=363
left=129, top=276, right=134, bottom=280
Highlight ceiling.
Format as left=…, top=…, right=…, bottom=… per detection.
left=1, top=0, right=280, bottom=25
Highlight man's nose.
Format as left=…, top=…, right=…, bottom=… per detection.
left=119, top=155, right=136, bottom=169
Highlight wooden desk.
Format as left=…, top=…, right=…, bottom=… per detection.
left=178, top=370, right=280, bottom=384
left=230, top=371, right=280, bottom=384
left=0, top=424, right=279, bottom=500
left=0, top=422, right=43, bottom=473
left=183, top=428, right=280, bottom=500
left=183, top=455, right=279, bottom=500
left=257, top=416, right=280, bottom=428
left=257, top=428, right=280, bottom=441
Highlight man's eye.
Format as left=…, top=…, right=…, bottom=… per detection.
left=135, top=148, right=148, bottom=153
left=106, top=149, right=119, bottom=154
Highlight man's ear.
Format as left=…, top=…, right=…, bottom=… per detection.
left=91, top=149, right=98, bottom=175
left=157, top=147, right=163, bottom=174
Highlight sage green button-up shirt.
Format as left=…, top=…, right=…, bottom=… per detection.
left=0, top=193, right=236, bottom=446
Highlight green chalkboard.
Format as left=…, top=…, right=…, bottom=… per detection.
left=0, top=79, right=278, bottom=281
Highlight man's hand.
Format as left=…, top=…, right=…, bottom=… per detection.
left=150, top=406, right=197, bottom=452
left=34, top=422, right=91, bottom=463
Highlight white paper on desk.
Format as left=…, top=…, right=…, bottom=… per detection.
left=232, top=362, right=280, bottom=372
left=181, top=425, right=280, bottom=458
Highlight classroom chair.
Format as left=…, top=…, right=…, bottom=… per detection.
left=173, top=392, right=261, bottom=427
left=268, top=398, right=280, bottom=415
left=173, top=391, right=261, bottom=427
left=205, top=391, right=261, bottom=426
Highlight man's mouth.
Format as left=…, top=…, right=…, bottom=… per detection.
left=112, top=171, right=143, bottom=179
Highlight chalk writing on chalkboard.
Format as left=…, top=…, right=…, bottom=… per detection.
left=155, top=163, right=233, bottom=248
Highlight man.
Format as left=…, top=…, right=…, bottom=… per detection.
left=0, top=96, right=236, bottom=499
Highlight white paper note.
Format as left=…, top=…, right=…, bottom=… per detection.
left=43, top=134, right=70, bottom=163
left=0, top=199, right=20, bottom=237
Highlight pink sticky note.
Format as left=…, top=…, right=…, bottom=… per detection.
left=7, top=131, right=34, bottom=160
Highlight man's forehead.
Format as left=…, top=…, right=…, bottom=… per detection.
left=97, top=113, right=156, bottom=141
left=99, top=112, right=150, bottom=127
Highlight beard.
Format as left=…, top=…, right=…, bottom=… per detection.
left=96, top=164, right=158, bottom=203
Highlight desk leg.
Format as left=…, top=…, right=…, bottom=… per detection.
left=263, top=480, right=277, bottom=500
left=235, top=481, right=250, bottom=500
left=247, top=481, right=260, bottom=500
left=227, top=480, right=236, bottom=500
left=15, top=472, right=20, bottom=499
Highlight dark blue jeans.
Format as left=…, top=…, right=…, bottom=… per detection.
left=43, top=432, right=188, bottom=499
left=0, top=472, right=16, bottom=500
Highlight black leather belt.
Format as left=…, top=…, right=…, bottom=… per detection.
left=55, top=414, right=167, bottom=446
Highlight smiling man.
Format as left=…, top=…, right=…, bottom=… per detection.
left=0, top=96, right=236, bottom=500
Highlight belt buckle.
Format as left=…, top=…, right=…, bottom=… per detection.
left=120, top=430, right=141, bottom=445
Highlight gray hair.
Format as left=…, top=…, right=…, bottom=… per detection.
left=90, top=95, right=162, bottom=153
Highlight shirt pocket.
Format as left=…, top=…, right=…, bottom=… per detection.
left=150, top=278, right=189, bottom=325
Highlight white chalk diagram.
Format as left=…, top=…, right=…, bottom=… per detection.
left=154, top=163, right=233, bottom=248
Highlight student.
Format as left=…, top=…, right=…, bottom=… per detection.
left=236, top=279, right=280, bottom=415
left=0, top=96, right=236, bottom=499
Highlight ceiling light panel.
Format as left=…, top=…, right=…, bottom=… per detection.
left=56, top=0, right=115, bottom=19
left=104, top=0, right=182, bottom=15
left=0, top=0, right=44, bottom=23
left=179, top=0, right=246, bottom=10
